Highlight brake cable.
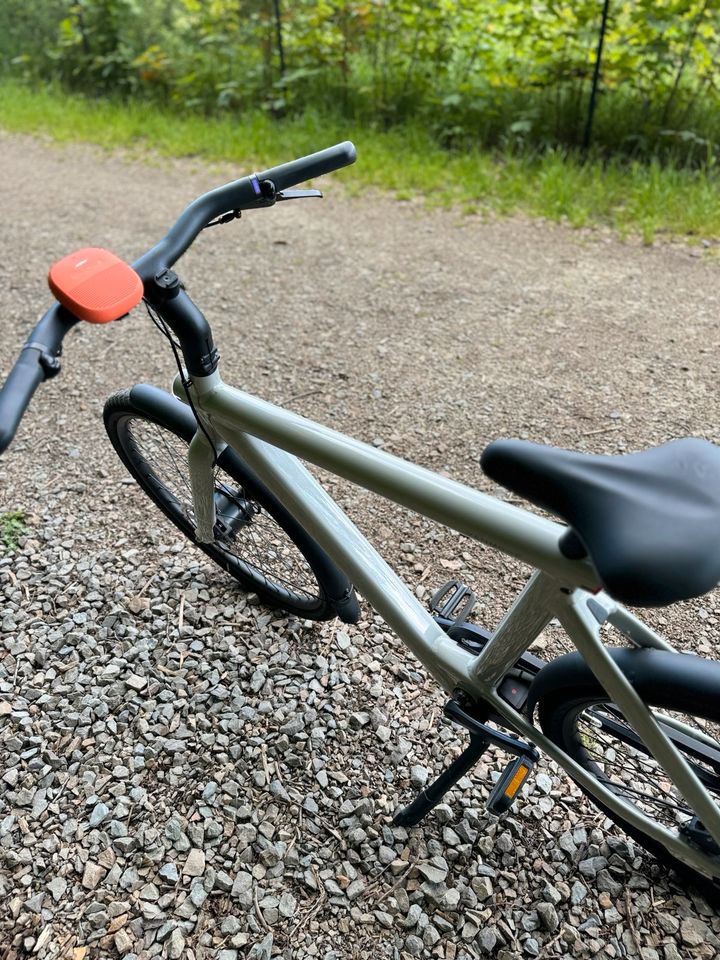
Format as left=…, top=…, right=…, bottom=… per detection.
left=144, top=299, right=219, bottom=467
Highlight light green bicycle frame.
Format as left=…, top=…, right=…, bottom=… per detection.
left=172, top=368, right=720, bottom=879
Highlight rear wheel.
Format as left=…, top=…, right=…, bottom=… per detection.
left=538, top=665, right=720, bottom=892
left=104, top=388, right=349, bottom=620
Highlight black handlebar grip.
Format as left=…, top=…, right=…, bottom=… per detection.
left=0, top=351, right=46, bottom=454
left=256, top=141, right=357, bottom=192
left=0, top=304, right=77, bottom=455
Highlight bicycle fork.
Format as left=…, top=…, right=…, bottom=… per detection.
left=186, top=426, right=224, bottom=542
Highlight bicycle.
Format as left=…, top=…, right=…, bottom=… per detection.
left=3, top=140, right=720, bottom=898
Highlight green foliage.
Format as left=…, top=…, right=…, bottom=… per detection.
left=2, top=1, right=720, bottom=162
left=0, top=511, right=25, bottom=553
left=5, top=79, right=720, bottom=243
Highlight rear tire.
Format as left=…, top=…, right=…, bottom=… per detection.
left=535, top=649, right=720, bottom=893
left=104, top=387, right=358, bottom=621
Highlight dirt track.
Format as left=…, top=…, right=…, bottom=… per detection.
left=2, top=131, right=720, bottom=958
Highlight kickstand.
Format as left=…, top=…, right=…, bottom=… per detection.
left=392, top=733, right=489, bottom=828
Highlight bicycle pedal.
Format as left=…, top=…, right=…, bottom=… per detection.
left=487, top=756, right=535, bottom=815
left=429, top=579, right=477, bottom=625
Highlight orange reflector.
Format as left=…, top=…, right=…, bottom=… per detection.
left=504, top=762, right=531, bottom=798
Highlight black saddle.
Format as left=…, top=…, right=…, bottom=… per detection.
left=480, top=437, right=720, bottom=607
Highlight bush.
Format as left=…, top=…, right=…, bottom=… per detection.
left=2, top=0, right=719, bottom=164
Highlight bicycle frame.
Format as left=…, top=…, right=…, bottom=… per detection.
left=173, top=368, right=720, bottom=878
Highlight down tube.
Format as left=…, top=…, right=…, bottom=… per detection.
left=219, top=423, right=479, bottom=696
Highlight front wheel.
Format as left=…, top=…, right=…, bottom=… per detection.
left=535, top=649, right=720, bottom=893
left=104, top=386, right=359, bottom=621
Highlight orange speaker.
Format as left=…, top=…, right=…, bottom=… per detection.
left=48, top=247, right=144, bottom=324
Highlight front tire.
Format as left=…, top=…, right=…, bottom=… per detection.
left=104, top=387, right=358, bottom=621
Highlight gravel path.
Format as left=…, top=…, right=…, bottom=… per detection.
left=2, top=132, right=720, bottom=959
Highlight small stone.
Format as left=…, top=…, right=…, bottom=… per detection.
left=190, top=882, right=208, bottom=908
left=126, top=596, right=149, bottom=614
left=47, top=877, right=67, bottom=902
left=82, top=862, right=105, bottom=890
left=248, top=932, right=273, bottom=960
left=346, top=879, right=365, bottom=901
left=25, top=893, right=44, bottom=914
left=183, top=848, right=205, bottom=877
left=89, top=802, right=110, bottom=828
left=570, top=880, right=588, bottom=905
left=215, top=870, right=233, bottom=893
left=423, top=923, right=441, bottom=948
left=471, top=876, right=493, bottom=900
left=159, top=863, right=179, bottom=883
left=410, top=765, right=428, bottom=788
left=166, top=927, right=185, bottom=959
left=496, top=831, right=513, bottom=853
left=579, top=856, right=607, bottom=879
left=442, top=888, right=461, bottom=911
left=680, top=918, right=709, bottom=947
left=542, top=881, right=562, bottom=905
left=278, top=892, right=296, bottom=918
left=114, top=930, right=133, bottom=953
left=418, top=857, right=448, bottom=884
left=231, top=872, right=253, bottom=898
left=535, top=772, right=553, bottom=794
left=405, top=935, right=424, bottom=956
left=537, top=902, right=559, bottom=932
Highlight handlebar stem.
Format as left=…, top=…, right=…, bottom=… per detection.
left=147, top=270, right=219, bottom=379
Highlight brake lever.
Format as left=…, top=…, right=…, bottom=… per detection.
left=276, top=189, right=323, bottom=201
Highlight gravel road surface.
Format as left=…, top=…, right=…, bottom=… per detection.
left=2, top=132, right=720, bottom=959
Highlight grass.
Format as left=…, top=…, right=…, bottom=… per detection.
left=2, top=80, right=720, bottom=242
left=0, top=511, right=25, bottom=552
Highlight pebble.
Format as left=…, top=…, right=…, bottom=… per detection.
left=0, top=470, right=711, bottom=960
left=166, top=927, right=185, bottom=959
left=88, top=801, right=110, bottom=828
left=477, top=928, right=498, bottom=953
left=82, top=862, right=105, bottom=891
left=47, top=878, right=67, bottom=902
left=183, top=848, right=206, bottom=877
left=680, top=918, right=709, bottom=947
left=418, top=856, right=449, bottom=884
left=571, top=880, right=588, bottom=905
left=410, top=765, right=429, bottom=788
left=471, top=876, right=493, bottom=900
left=159, top=863, right=179, bottom=883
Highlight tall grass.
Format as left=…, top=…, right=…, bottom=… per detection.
left=2, top=81, right=720, bottom=242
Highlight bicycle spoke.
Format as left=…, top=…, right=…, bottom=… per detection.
left=126, top=417, right=319, bottom=603
left=575, top=707, right=720, bottom=834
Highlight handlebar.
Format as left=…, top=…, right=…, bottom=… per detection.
left=256, top=140, right=357, bottom=193
left=0, top=305, right=78, bottom=453
left=133, top=140, right=356, bottom=282
left=0, top=141, right=356, bottom=455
